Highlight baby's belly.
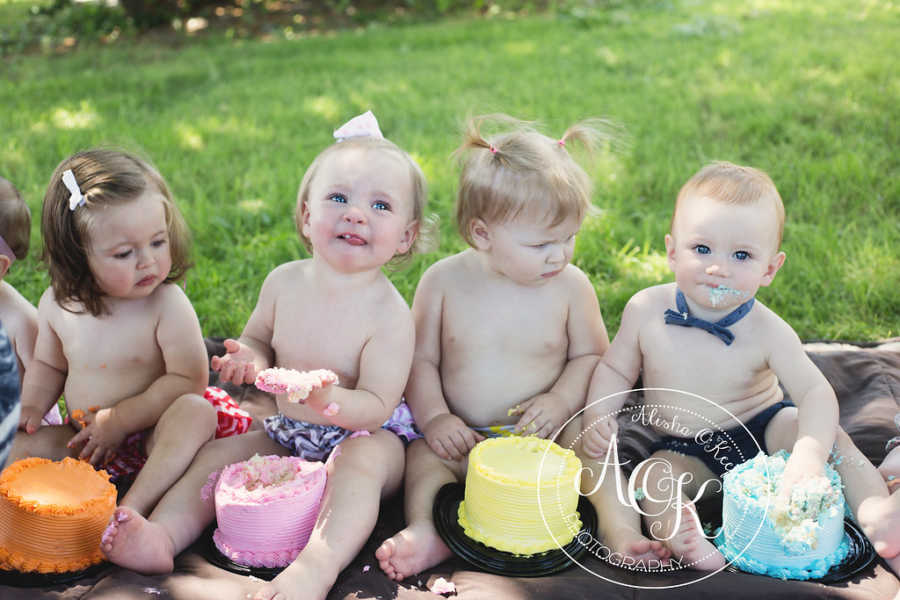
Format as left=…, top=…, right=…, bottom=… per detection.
left=442, top=363, right=561, bottom=427
left=639, top=389, right=783, bottom=437
left=64, top=369, right=160, bottom=415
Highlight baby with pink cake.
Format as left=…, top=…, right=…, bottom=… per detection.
left=100, top=111, right=430, bottom=600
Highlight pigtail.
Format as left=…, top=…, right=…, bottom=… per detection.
left=557, top=118, right=628, bottom=160
left=454, top=114, right=536, bottom=166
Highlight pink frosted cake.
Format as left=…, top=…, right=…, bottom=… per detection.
left=212, top=455, right=326, bottom=568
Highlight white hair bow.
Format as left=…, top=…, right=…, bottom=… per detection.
left=333, top=111, right=384, bottom=142
left=61, top=169, right=85, bottom=211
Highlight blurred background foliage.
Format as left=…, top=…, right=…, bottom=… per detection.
left=1, top=0, right=614, bottom=55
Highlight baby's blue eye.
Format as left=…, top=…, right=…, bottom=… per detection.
left=734, top=250, right=750, bottom=261
left=114, top=250, right=132, bottom=259
left=151, top=239, right=167, bottom=248
left=695, top=245, right=711, bottom=255
left=330, top=193, right=347, bottom=203
left=373, top=201, right=391, bottom=211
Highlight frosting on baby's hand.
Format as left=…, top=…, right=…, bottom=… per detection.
left=255, top=368, right=339, bottom=404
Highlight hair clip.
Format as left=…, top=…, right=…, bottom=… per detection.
left=557, top=139, right=566, bottom=147
left=333, top=110, right=384, bottom=142
left=489, top=144, right=498, bottom=154
left=61, top=169, right=86, bottom=211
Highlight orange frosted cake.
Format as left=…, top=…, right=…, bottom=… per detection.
left=0, top=457, right=117, bottom=573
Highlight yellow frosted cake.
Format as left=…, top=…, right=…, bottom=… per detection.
left=458, top=437, right=583, bottom=555
left=0, top=457, right=117, bottom=573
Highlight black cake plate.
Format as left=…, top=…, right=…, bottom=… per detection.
left=433, top=482, right=597, bottom=577
left=202, top=523, right=283, bottom=581
left=0, top=562, right=108, bottom=588
left=722, top=518, right=876, bottom=584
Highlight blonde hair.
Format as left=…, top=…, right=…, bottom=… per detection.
left=294, top=136, right=430, bottom=266
left=41, top=148, right=192, bottom=316
left=454, top=114, right=613, bottom=247
left=0, top=177, right=31, bottom=260
left=673, top=161, right=785, bottom=249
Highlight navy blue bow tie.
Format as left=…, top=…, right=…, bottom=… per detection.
left=664, top=289, right=755, bottom=346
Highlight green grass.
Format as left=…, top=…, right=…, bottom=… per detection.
left=1, top=0, right=898, bottom=340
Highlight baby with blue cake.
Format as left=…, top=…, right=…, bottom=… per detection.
left=578, top=162, right=897, bottom=574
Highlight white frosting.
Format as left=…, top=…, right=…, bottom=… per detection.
left=716, top=451, right=848, bottom=578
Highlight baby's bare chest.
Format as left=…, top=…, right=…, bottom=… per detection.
left=441, top=290, right=568, bottom=357
left=57, top=311, right=160, bottom=371
left=640, top=319, right=769, bottom=393
left=269, top=299, right=373, bottom=385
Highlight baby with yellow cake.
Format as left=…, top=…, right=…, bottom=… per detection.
left=579, top=161, right=898, bottom=573
left=377, top=114, right=671, bottom=580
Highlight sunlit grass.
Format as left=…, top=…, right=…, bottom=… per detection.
left=1, top=0, right=897, bottom=340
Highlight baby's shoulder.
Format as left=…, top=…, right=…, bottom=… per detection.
left=417, top=251, right=472, bottom=291
left=747, top=299, right=798, bottom=343
left=625, top=283, right=674, bottom=316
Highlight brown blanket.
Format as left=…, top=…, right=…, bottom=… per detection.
left=2, top=340, right=898, bottom=599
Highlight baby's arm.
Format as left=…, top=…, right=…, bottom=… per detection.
left=406, top=266, right=483, bottom=461
left=210, top=271, right=278, bottom=384
left=70, top=286, right=208, bottom=463
left=514, top=268, right=608, bottom=438
left=767, top=319, right=838, bottom=486
left=581, top=292, right=647, bottom=458
left=18, top=290, right=67, bottom=434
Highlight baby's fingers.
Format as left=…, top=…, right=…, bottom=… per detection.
left=515, top=406, right=542, bottom=434
left=67, top=428, right=88, bottom=449
left=428, top=437, right=451, bottom=461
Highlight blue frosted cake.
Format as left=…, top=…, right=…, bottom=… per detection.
left=714, top=450, right=849, bottom=580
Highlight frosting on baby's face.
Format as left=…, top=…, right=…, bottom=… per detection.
left=708, top=284, right=748, bottom=307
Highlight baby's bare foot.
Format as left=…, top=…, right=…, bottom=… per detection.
left=599, top=525, right=672, bottom=570
left=859, top=492, right=900, bottom=562
left=375, top=522, right=452, bottom=581
left=100, top=507, right=175, bottom=574
left=251, top=558, right=335, bottom=600
left=662, top=503, right=725, bottom=572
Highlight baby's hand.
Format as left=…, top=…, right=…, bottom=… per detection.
left=423, top=413, right=485, bottom=462
left=67, top=408, right=127, bottom=467
left=18, top=406, right=46, bottom=435
left=513, top=393, right=570, bottom=439
left=778, top=450, right=826, bottom=506
left=581, top=413, right=618, bottom=459
left=210, top=339, right=258, bottom=385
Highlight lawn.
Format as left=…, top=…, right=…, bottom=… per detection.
left=1, top=0, right=898, bottom=340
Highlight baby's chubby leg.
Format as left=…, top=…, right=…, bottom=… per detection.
left=375, top=438, right=465, bottom=581
left=634, top=451, right=725, bottom=571
left=253, top=429, right=405, bottom=600
left=119, top=393, right=217, bottom=515
left=102, top=430, right=287, bottom=574
left=568, top=416, right=672, bottom=570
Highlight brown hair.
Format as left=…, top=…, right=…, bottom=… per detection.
left=0, top=176, right=31, bottom=260
left=453, top=114, right=616, bottom=247
left=673, top=161, right=785, bottom=249
left=294, top=135, right=431, bottom=267
left=41, top=148, right=192, bottom=316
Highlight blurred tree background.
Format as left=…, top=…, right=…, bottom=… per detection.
left=1, top=0, right=575, bottom=55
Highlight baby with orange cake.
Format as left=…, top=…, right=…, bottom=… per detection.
left=579, top=161, right=899, bottom=573
left=9, top=148, right=218, bottom=519
left=376, top=114, right=671, bottom=580
left=100, top=111, right=429, bottom=600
